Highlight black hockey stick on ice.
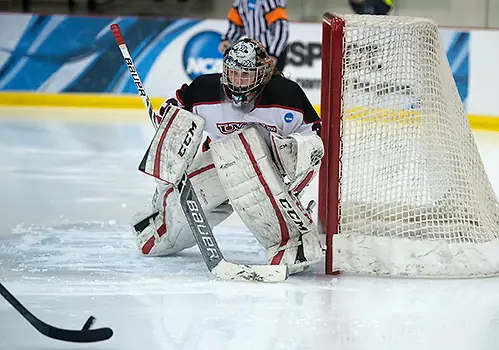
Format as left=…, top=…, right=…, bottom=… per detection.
left=110, top=23, right=288, bottom=282
left=0, top=282, right=113, bottom=343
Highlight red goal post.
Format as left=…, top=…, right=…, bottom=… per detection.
left=319, top=13, right=344, bottom=275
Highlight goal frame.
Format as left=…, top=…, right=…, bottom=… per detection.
left=318, top=12, right=499, bottom=278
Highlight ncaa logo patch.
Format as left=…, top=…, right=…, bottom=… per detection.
left=183, top=31, right=224, bottom=80
left=284, top=112, right=294, bottom=123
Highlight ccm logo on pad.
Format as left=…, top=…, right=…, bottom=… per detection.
left=279, top=198, right=310, bottom=233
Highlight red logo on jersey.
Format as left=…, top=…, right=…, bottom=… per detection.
left=216, top=122, right=277, bottom=135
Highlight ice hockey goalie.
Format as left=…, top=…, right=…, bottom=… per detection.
left=131, top=38, right=324, bottom=274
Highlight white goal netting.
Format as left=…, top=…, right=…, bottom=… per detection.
left=323, top=14, right=499, bottom=277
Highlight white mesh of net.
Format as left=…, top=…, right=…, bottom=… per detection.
left=330, top=15, right=499, bottom=276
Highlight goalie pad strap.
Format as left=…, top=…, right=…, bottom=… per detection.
left=291, top=170, right=315, bottom=193
left=139, top=105, right=205, bottom=185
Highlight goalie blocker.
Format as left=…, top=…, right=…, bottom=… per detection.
left=138, top=104, right=205, bottom=185
left=131, top=107, right=324, bottom=274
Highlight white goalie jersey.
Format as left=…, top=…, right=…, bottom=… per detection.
left=158, top=73, right=322, bottom=143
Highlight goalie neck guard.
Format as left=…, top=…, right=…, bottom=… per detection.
left=221, top=38, right=274, bottom=108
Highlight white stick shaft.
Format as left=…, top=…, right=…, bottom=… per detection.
left=110, top=24, right=158, bottom=129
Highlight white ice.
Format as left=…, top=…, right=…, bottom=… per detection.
left=1, top=107, right=499, bottom=350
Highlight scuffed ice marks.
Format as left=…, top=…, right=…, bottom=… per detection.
left=0, top=220, right=287, bottom=293
left=0, top=221, right=210, bottom=289
left=6, top=222, right=139, bottom=275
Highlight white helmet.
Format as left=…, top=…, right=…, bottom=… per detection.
left=221, top=38, right=274, bottom=108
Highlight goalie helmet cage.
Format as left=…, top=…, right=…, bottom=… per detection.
left=318, top=13, right=499, bottom=277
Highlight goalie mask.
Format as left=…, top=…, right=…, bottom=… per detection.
left=221, top=38, right=274, bottom=108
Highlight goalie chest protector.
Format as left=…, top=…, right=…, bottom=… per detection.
left=171, top=73, right=320, bottom=141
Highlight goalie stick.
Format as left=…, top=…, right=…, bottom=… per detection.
left=0, top=282, right=113, bottom=343
left=110, top=24, right=288, bottom=282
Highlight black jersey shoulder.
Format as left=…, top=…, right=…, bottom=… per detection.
left=176, top=73, right=222, bottom=110
left=257, top=75, right=319, bottom=123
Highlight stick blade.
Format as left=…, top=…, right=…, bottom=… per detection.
left=212, top=260, right=288, bottom=282
left=46, top=326, right=113, bottom=343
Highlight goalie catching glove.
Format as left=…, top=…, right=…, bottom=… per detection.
left=270, top=131, right=324, bottom=195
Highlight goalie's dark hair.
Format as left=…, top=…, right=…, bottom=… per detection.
left=272, top=68, right=284, bottom=77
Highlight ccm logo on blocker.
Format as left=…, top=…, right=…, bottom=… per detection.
left=178, top=121, right=198, bottom=157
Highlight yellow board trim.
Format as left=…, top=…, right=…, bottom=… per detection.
left=467, top=115, right=499, bottom=131
left=0, top=92, right=165, bottom=110
left=1, top=92, right=499, bottom=131
left=314, top=104, right=499, bottom=131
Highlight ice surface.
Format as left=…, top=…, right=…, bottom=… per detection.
left=1, top=107, right=499, bottom=350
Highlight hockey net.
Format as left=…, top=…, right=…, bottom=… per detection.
left=319, top=13, right=499, bottom=277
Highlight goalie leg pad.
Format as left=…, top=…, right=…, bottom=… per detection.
left=138, top=105, right=205, bottom=185
left=210, top=126, right=322, bottom=273
left=132, top=150, right=231, bottom=256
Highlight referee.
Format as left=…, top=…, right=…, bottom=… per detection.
left=218, top=0, right=289, bottom=72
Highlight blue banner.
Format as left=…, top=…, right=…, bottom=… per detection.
left=0, top=14, right=200, bottom=94
left=0, top=13, right=470, bottom=107
left=441, top=31, right=469, bottom=105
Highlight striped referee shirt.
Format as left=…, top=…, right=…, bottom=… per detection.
left=221, top=0, right=289, bottom=58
